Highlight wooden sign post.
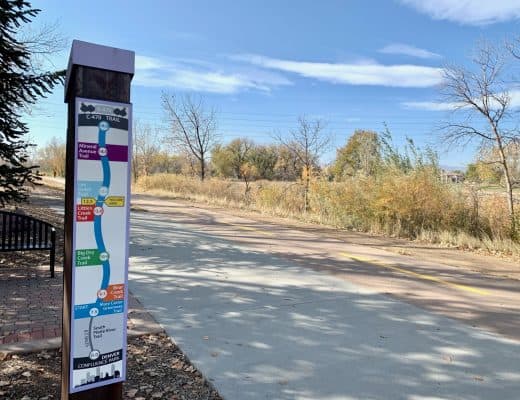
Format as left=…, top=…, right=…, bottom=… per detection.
left=62, top=40, right=134, bottom=399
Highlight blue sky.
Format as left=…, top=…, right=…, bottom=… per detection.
left=27, top=0, right=520, bottom=168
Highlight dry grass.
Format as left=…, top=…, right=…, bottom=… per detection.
left=134, top=174, right=246, bottom=208
left=134, top=172, right=520, bottom=258
left=39, top=176, right=65, bottom=190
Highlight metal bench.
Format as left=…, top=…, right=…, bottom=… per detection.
left=0, top=210, right=56, bottom=277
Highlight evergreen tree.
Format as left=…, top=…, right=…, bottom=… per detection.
left=0, top=0, right=64, bottom=205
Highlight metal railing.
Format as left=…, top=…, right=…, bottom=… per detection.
left=0, top=210, right=56, bottom=277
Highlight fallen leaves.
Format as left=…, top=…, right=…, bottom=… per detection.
left=0, top=333, right=222, bottom=400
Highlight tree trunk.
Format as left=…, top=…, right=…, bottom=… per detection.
left=498, top=147, right=516, bottom=237
left=132, top=158, right=139, bottom=182
left=490, top=122, right=517, bottom=238
left=304, top=175, right=310, bottom=213
left=503, top=168, right=516, bottom=237
left=243, top=177, right=250, bottom=197
left=200, top=157, right=205, bottom=181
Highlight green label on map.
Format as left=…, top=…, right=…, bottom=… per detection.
left=75, top=249, right=101, bottom=266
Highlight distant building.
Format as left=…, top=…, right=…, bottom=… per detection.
left=440, top=169, right=465, bottom=184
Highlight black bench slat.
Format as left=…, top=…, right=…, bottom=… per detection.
left=9, top=215, right=18, bottom=246
left=21, top=215, right=26, bottom=250
left=10, top=215, right=18, bottom=250
left=24, top=217, right=31, bottom=247
left=20, top=215, right=24, bottom=249
left=2, top=213, right=6, bottom=249
left=38, top=221, right=43, bottom=248
left=8, top=214, right=14, bottom=250
left=32, top=218, right=37, bottom=248
left=26, top=217, right=31, bottom=249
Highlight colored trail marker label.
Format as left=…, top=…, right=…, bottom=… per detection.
left=105, top=196, right=125, bottom=207
left=70, top=98, right=131, bottom=393
left=81, top=197, right=96, bottom=205
left=76, top=205, right=94, bottom=222
left=75, top=249, right=101, bottom=266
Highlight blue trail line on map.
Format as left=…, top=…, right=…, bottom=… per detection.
left=88, top=122, right=112, bottom=354
left=94, top=125, right=111, bottom=293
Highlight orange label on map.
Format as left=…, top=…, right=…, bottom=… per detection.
left=103, top=284, right=125, bottom=301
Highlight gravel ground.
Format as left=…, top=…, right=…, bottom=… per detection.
left=1, top=188, right=223, bottom=400
left=0, top=333, right=223, bottom=400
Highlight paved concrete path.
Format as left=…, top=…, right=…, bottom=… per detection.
left=131, top=195, right=520, bottom=342
left=129, top=210, right=520, bottom=400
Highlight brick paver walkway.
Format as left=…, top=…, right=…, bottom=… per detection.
left=0, top=262, right=61, bottom=344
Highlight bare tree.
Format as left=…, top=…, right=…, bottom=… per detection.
left=132, top=120, right=162, bottom=181
left=274, top=116, right=331, bottom=211
left=35, top=136, right=66, bottom=177
left=162, top=93, right=218, bottom=181
left=442, top=42, right=519, bottom=237
left=507, top=36, right=520, bottom=64
left=18, top=20, right=68, bottom=117
left=18, top=20, right=67, bottom=73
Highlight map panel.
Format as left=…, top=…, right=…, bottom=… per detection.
left=70, top=98, right=131, bottom=393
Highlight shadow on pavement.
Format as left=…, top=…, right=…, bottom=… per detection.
left=129, top=212, right=520, bottom=400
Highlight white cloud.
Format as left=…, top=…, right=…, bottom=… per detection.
left=399, top=0, right=520, bottom=25
left=135, top=55, right=167, bottom=70
left=232, top=54, right=443, bottom=88
left=509, top=89, right=520, bottom=108
left=134, top=55, right=291, bottom=94
left=401, top=101, right=461, bottom=111
left=402, top=89, right=520, bottom=111
left=379, top=43, right=441, bottom=59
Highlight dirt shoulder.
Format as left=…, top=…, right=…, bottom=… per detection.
left=0, top=333, right=222, bottom=400
left=131, top=191, right=520, bottom=282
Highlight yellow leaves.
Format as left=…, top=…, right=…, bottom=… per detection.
left=239, top=162, right=259, bottom=180
left=301, top=166, right=312, bottom=181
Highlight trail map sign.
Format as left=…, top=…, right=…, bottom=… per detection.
left=69, top=98, right=132, bottom=392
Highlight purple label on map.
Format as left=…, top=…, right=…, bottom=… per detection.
left=78, top=142, right=128, bottom=162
